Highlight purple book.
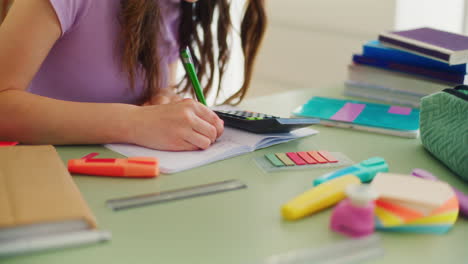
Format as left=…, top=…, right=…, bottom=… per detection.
left=378, top=27, right=468, bottom=65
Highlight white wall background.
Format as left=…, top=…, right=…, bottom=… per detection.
left=395, top=0, right=465, bottom=33
left=203, top=0, right=468, bottom=104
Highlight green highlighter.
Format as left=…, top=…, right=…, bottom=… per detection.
left=181, top=47, right=207, bottom=106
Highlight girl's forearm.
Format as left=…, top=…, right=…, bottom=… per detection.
left=0, top=89, right=137, bottom=145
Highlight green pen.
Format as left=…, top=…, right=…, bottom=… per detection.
left=181, top=47, right=207, bottom=106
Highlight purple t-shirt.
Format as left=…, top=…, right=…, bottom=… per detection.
left=28, top=0, right=180, bottom=104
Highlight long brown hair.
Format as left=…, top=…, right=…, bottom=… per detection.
left=119, top=0, right=267, bottom=105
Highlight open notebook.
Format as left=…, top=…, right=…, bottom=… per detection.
left=106, top=127, right=318, bottom=174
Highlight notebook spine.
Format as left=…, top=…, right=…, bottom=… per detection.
left=352, top=54, right=465, bottom=84
left=363, top=41, right=466, bottom=74
left=378, top=35, right=450, bottom=62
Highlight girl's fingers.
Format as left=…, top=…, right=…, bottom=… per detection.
left=191, top=115, right=218, bottom=143
left=183, top=129, right=212, bottom=150
left=192, top=103, right=224, bottom=138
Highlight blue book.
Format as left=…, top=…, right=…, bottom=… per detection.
left=363, top=40, right=466, bottom=74
left=292, top=97, right=420, bottom=138
left=352, top=54, right=464, bottom=84
left=378, top=27, right=468, bottom=65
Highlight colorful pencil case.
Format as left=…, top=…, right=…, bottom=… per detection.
left=420, top=85, right=468, bottom=180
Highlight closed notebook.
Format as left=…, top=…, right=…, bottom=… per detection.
left=0, top=146, right=98, bottom=253
left=362, top=40, right=466, bottom=74
left=292, top=96, right=420, bottom=138
left=378, top=27, right=468, bottom=65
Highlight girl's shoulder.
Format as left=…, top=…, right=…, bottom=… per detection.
left=48, top=0, right=94, bottom=36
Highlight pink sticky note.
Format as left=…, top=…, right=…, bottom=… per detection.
left=297, top=151, right=318, bottom=164
left=330, top=103, right=366, bottom=122
left=307, top=151, right=328, bottom=164
left=318, top=151, right=338, bottom=163
left=286, top=152, right=306, bottom=165
left=388, top=106, right=412, bottom=115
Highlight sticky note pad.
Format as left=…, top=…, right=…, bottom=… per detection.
left=275, top=153, right=295, bottom=166
left=265, top=153, right=285, bottom=167
left=307, top=151, right=327, bottom=164
left=371, top=173, right=454, bottom=210
left=286, top=152, right=306, bottom=165
left=297, top=152, right=317, bottom=164
left=375, top=195, right=459, bottom=234
left=388, top=106, right=412, bottom=115
left=318, top=151, right=338, bottom=163
left=330, top=102, right=366, bottom=122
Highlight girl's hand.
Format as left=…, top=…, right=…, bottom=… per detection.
left=128, top=99, right=224, bottom=151
left=142, top=88, right=183, bottom=106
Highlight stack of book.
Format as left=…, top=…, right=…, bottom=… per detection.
left=345, top=27, right=468, bottom=107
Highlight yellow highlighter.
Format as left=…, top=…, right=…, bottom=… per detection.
left=282, top=174, right=361, bottom=220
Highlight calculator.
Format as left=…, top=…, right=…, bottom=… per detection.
left=214, top=110, right=320, bottom=134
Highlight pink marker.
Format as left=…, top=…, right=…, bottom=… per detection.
left=330, top=184, right=378, bottom=238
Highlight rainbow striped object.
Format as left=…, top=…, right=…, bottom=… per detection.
left=372, top=174, right=459, bottom=234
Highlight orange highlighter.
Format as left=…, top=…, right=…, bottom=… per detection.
left=68, top=153, right=159, bottom=178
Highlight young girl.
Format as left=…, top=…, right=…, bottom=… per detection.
left=0, top=0, right=266, bottom=151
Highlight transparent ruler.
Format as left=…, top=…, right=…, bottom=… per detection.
left=261, top=234, right=384, bottom=264
left=106, top=179, right=247, bottom=211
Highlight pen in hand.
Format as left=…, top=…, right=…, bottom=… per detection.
left=181, top=47, right=207, bottom=106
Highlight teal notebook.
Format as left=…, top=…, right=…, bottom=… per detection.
left=292, top=97, right=420, bottom=138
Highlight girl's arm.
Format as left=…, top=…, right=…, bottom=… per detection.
left=0, top=0, right=223, bottom=151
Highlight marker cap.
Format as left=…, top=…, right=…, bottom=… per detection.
left=346, top=184, right=379, bottom=207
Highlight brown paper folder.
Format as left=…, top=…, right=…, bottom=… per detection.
left=0, top=145, right=101, bottom=253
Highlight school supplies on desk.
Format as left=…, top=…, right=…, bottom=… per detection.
left=281, top=175, right=361, bottom=221
left=0, top=146, right=110, bottom=257
left=107, top=179, right=246, bottom=211
left=378, top=27, right=468, bottom=65
left=293, top=96, right=420, bottom=138
left=254, top=151, right=353, bottom=173
left=68, top=152, right=159, bottom=178
left=106, top=127, right=318, bottom=174
left=371, top=173, right=459, bottom=234
left=313, top=157, right=388, bottom=186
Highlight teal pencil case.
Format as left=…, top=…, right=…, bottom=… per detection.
left=420, top=85, right=468, bottom=180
